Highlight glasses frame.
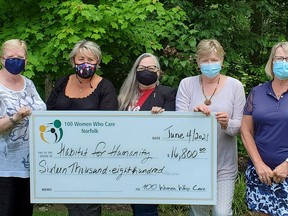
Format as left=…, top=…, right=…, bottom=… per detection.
left=136, top=65, right=159, bottom=72
left=273, top=56, right=288, bottom=62
left=2, top=56, right=26, bottom=60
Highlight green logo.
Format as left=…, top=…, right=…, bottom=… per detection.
left=39, top=120, right=63, bottom=144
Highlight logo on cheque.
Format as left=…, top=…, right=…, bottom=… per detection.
left=39, top=119, right=63, bottom=144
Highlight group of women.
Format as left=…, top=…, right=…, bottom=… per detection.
left=0, top=38, right=287, bottom=216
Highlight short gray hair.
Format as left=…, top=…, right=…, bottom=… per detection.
left=69, top=40, right=102, bottom=68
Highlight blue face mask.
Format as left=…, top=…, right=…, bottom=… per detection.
left=273, top=61, right=288, bottom=80
left=200, top=62, right=221, bottom=78
left=4, top=58, right=25, bottom=75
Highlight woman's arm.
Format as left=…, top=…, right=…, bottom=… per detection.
left=241, top=115, right=262, bottom=164
left=176, top=79, right=191, bottom=111
left=241, top=115, right=274, bottom=185
left=0, top=107, right=32, bottom=133
left=221, top=81, right=246, bottom=136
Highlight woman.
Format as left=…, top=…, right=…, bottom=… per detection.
left=46, top=40, right=118, bottom=216
left=118, top=53, right=176, bottom=216
left=176, top=39, right=246, bottom=216
left=0, top=39, right=46, bottom=216
left=241, top=42, right=288, bottom=215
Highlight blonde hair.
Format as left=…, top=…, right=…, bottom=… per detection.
left=1, top=39, right=27, bottom=57
left=69, top=40, right=102, bottom=68
left=118, top=53, right=161, bottom=110
left=265, top=42, right=288, bottom=79
left=195, top=39, right=225, bottom=63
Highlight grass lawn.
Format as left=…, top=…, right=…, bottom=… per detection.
left=33, top=204, right=190, bottom=216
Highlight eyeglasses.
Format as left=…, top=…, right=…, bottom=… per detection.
left=136, top=65, right=159, bottom=72
left=2, top=56, right=26, bottom=60
left=274, top=56, right=288, bottom=62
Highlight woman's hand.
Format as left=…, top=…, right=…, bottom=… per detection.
left=193, top=104, right=211, bottom=116
left=215, top=112, right=229, bottom=129
left=13, top=106, right=32, bottom=122
left=272, top=160, right=288, bottom=184
left=151, top=106, right=165, bottom=114
left=254, top=160, right=274, bottom=185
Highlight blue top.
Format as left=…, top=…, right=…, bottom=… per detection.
left=243, top=81, right=288, bottom=169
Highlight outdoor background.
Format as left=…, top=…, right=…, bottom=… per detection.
left=1, top=0, right=287, bottom=215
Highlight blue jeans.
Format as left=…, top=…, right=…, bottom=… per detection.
left=131, top=204, right=158, bottom=216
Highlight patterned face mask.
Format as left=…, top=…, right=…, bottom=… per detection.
left=74, top=63, right=97, bottom=79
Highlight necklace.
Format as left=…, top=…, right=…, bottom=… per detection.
left=200, top=75, right=220, bottom=106
left=76, top=75, right=93, bottom=92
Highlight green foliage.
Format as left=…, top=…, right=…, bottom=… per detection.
left=0, top=0, right=195, bottom=97
left=232, top=173, right=250, bottom=216
left=160, top=28, right=198, bottom=87
left=160, top=0, right=288, bottom=90
left=1, top=0, right=288, bottom=95
left=159, top=204, right=189, bottom=215
left=2, top=1, right=288, bottom=214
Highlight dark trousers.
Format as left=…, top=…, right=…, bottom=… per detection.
left=65, top=204, right=101, bottom=216
left=131, top=204, right=158, bottom=216
left=0, top=177, right=33, bottom=216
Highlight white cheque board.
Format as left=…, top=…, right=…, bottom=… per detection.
left=30, top=111, right=217, bottom=204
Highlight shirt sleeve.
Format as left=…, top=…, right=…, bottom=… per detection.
left=225, top=81, right=246, bottom=136
left=29, top=79, right=47, bottom=111
left=99, top=79, right=118, bottom=110
left=176, top=78, right=191, bottom=111
left=243, top=89, right=254, bottom=115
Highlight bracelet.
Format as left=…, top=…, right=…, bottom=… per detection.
left=9, top=116, right=17, bottom=124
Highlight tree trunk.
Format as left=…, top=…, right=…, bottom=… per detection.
left=250, top=2, right=263, bottom=65
left=192, top=0, right=205, bottom=7
left=45, top=74, right=53, bottom=102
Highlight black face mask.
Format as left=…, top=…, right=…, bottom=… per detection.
left=136, top=70, right=158, bottom=86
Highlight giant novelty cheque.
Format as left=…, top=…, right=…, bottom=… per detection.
left=30, top=111, right=217, bottom=205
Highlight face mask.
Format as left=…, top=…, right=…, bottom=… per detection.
left=200, top=62, right=221, bottom=78
left=273, top=61, right=288, bottom=80
left=74, top=63, right=97, bottom=79
left=136, top=70, right=158, bottom=86
left=4, top=58, right=25, bottom=75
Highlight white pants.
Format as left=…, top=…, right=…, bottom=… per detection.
left=190, top=179, right=235, bottom=216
